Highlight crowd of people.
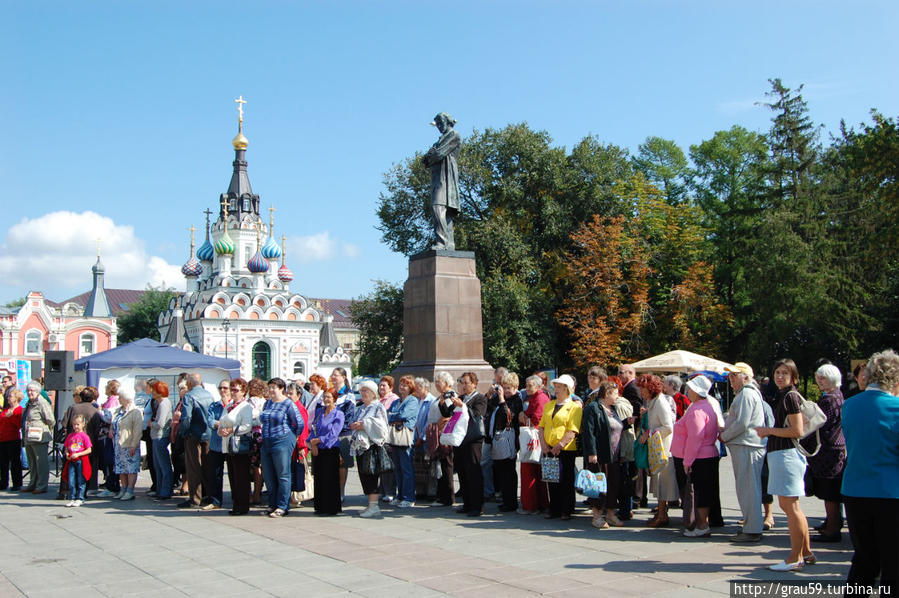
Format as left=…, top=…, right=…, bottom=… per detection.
left=0, top=351, right=896, bottom=591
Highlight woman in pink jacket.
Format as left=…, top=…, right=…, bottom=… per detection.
left=670, top=375, right=720, bottom=538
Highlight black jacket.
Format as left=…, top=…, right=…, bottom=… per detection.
left=581, top=400, right=613, bottom=465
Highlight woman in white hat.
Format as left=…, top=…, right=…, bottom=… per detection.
left=670, top=375, right=720, bottom=537
left=537, top=374, right=583, bottom=521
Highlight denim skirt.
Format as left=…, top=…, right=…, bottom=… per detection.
left=767, top=447, right=807, bottom=497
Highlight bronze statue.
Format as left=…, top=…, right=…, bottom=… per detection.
left=422, top=112, right=461, bottom=250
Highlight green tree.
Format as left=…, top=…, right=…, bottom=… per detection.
left=3, top=297, right=26, bottom=309
left=690, top=125, right=770, bottom=356
left=746, top=79, right=834, bottom=375
left=633, top=136, right=689, bottom=205
left=117, top=285, right=176, bottom=343
left=349, top=280, right=404, bottom=376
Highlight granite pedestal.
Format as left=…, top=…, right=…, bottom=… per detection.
left=392, top=250, right=494, bottom=391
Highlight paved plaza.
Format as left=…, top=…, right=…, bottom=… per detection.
left=0, top=459, right=851, bottom=598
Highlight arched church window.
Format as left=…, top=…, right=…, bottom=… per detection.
left=293, top=361, right=305, bottom=376
left=252, top=341, right=271, bottom=380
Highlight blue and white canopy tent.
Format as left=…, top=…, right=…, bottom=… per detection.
left=75, top=338, right=241, bottom=399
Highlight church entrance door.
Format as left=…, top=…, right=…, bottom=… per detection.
left=252, top=341, right=270, bottom=380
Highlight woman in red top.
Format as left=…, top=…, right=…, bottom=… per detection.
left=663, top=375, right=691, bottom=420
left=518, top=374, right=550, bottom=514
left=0, top=389, right=24, bottom=490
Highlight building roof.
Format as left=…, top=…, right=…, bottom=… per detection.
left=49, top=288, right=147, bottom=316
left=314, top=298, right=355, bottom=325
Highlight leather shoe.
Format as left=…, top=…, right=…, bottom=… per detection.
left=32, top=489, right=47, bottom=494
left=466, top=510, right=483, bottom=517
left=177, top=499, right=197, bottom=509
left=732, top=532, right=762, bottom=543
left=812, top=532, right=842, bottom=543
left=647, top=516, right=669, bottom=528
left=454, top=507, right=467, bottom=514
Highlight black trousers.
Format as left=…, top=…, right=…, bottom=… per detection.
left=436, top=452, right=454, bottom=505
left=454, top=441, right=483, bottom=513
left=143, top=433, right=157, bottom=491
left=845, top=496, right=898, bottom=595
left=617, top=461, right=636, bottom=515
left=225, top=453, right=251, bottom=513
left=312, top=447, right=341, bottom=515
left=548, top=451, right=577, bottom=517
left=0, top=440, right=22, bottom=489
left=493, top=457, right=518, bottom=509
left=584, top=460, right=620, bottom=513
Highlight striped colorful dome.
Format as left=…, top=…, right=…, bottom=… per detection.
left=181, top=257, right=203, bottom=277
left=197, top=239, right=215, bottom=262
left=247, top=250, right=270, bottom=273
left=214, top=228, right=235, bottom=255
left=277, top=264, right=294, bottom=283
left=261, top=235, right=282, bottom=259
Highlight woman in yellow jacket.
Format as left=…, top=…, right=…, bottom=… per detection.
left=538, top=375, right=583, bottom=521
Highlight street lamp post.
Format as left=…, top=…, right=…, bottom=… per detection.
left=223, top=319, right=231, bottom=360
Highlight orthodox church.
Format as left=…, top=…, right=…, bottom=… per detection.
left=156, top=99, right=352, bottom=381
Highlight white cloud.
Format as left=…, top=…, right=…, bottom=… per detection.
left=286, top=232, right=342, bottom=263
left=0, top=211, right=182, bottom=295
left=342, top=243, right=360, bottom=258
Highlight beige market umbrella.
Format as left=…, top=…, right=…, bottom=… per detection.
left=630, top=349, right=734, bottom=374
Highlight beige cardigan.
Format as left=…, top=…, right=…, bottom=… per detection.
left=115, top=407, right=143, bottom=449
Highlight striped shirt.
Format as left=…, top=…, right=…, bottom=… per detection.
left=259, top=399, right=303, bottom=440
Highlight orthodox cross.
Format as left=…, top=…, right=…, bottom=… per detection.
left=268, top=205, right=276, bottom=235
left=220, top=196, right=231, bottom=221
left=281, top=234, right=287, bottom=265
left=96, top=238, right=101, bottom=258
left=203, top=209, right=213, bottom=239
left=234, top=95, right=246, bottom=125
left=189, top=225, right=196, bottom=253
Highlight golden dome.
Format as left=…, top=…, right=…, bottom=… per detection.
left=232, top=131, right=249, bottom=150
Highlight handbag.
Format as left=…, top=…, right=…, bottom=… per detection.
left=491, top=427, right=515, bottom=460
left=26, top=426, right=43, bottom=442
left=463, top=410, right=485, bottom=445
left=788, top=391, right=827, bottom=457
left=648, top=431, right=669, bottom=475
left=387, top=422, right=414, bottom=447
left=540, top=455, right=560, bottom=483
left=518, top=426, right=542, bottom=464
left=358, top=444, right=394, bottom=476
left=634, top=438, right=649, bottom=469
left=291, top=459, right=307, bottom=492
left=439, top=408, right=469, bottom=447
left=575, top=469, right=607, bottom=498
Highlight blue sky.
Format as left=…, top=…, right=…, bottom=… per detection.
left=2, top=1, right=897, bottom=304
